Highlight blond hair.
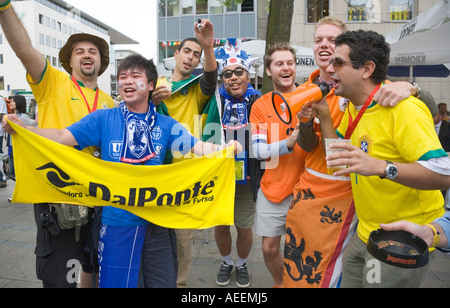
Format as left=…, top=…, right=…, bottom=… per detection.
left=314, top=16, right=348, bottom=36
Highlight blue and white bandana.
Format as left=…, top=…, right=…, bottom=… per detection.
left=119, top=101, right=157, bottom=164
left=215, top=38, right=258, bottom=75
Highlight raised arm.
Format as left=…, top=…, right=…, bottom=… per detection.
left=0, top=1, right=47, bottom=83
left=195, top=19, right=217, bottom=74
left=375, top=81, right=438, bottom=117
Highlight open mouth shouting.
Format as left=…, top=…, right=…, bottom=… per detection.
left=81, top=58, right=95, bottom=70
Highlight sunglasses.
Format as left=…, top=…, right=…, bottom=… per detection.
left=222, top=67, right=246, bottom=79
left=329, top=57, right=361, bottom=70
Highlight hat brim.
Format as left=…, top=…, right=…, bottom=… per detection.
left=59, top=33, right=109, bottom=76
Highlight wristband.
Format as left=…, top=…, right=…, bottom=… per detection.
left=425, top=223, right=440, bottom=247
left=0, top=0, right=11, bottom=11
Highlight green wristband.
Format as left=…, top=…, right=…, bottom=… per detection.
left=0, top=0, right=12, bottom=11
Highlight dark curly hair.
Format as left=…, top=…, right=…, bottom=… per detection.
left=335, top=30, right=390, bottom=84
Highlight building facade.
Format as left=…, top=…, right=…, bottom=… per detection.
left=157, top=0, right=449, bottom=106
left=158, top=0, right=267, bottom=62
left=290, top=0, right=449, bottom=106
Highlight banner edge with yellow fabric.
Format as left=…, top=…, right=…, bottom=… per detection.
left=9, top=120, right=236, bottom=229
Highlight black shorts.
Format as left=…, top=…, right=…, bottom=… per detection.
left=81, top=250, right=99, bottom=273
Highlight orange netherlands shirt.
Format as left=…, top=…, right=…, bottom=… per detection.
left=250, top=91, right=306, bottom=203
left=302, top=70, right=348, bottom=174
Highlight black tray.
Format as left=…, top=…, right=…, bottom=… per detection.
left=367, top=229, right=429, bottom=268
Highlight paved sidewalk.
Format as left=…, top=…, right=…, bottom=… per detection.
left=1, top=180, right=449, bottom=288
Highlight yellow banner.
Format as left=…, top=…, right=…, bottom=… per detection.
left=9, top=121, right=235, bottom=229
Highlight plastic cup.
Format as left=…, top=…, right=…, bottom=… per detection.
left=156, top=76, right=172, bottom=92
left=324, top=138, right=352, bottom=175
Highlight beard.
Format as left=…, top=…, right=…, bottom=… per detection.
left=80, top=66, right=96, bottom=77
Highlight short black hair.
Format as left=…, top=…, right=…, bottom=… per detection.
left=178, top=37, right=202, bottom=55
left=117, top=55, right=158, bottom=99
left=335, top=30, right=390, bottom=84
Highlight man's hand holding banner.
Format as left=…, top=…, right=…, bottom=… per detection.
left=8, top=120, right=236, bottom=229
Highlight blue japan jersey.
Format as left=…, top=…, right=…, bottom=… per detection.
left=67, top=107, right=199, bottom=227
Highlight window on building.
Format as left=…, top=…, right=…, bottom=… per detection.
left=0, top=76, right=4, bottom=91
left=226, top=1, right=238, bottom=12
left=39, top=14, right=44, bottom=24
left=0, top=54, right=3, bottom=64
left=39, top=33, right=45, bottom=45
left=348, top=0, right=368, bottom=21
left=241, top=0, right=254, bottom=12
left=389, top=0, right=413, bottom=21
left=307, top=0, right=329, bottom=23
left=0, top=34, right=2, bottom=44
left=159, top=0, right=166, bottom=17
left=182, top=0, right=193, bottom=14
left=209, top=0, right=223, bottom=14
left=167, top=0, right=180, bottom=16
left=348, top=0, right=387, bottom=22
left=196, top=0, right=208, bottom=14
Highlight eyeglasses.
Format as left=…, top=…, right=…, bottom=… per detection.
left=222, top=67, right=246, bottom=79
left=329, top=57, right=361, bottom=70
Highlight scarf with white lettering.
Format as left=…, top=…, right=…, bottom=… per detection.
left=119, top=101, right=157, bottom=164
left=220, top=83, right=260, bottom=130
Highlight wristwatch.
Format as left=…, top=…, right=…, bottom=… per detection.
left=411, top=82, right=422, bottom=98
left=380, top=160, right=398, bottom=180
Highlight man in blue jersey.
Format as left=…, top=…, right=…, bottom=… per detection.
left=3, top=55, right=240, bottom=288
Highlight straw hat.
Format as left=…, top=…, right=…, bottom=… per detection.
left=59, top=33, right=110, bottom=76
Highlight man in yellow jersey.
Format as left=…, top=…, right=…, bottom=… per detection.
left=284, top=16, right=439, bottom=288
left=151, top=19, right=217, bottom=287
left=313, top=29, right=450, bottom=288
left=0, top=0, right=114, bottom=288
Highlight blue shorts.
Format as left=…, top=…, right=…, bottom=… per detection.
left=98, top=224, right=147, bottom=288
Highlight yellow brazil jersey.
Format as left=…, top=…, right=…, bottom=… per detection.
left=27, top=59, right=114, bottom=155
left=163, top=79, right=211, bottom=163
left=336, top=92, right=446, bottom=243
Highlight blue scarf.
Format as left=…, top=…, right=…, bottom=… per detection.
left=119, top=101, right=157, bottom=164
left=220, top=83, right=260, bottom=130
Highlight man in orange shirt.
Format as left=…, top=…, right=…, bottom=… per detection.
left=250, top=42, right=306, bottom=288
